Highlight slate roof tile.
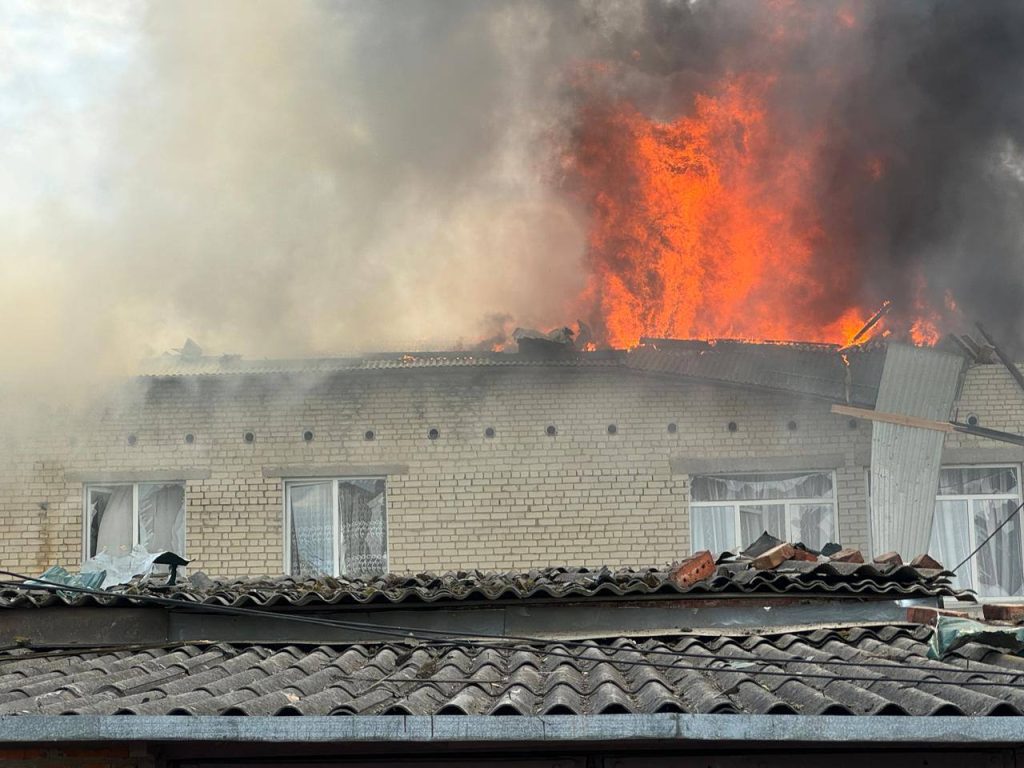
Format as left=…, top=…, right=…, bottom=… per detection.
left=0, top=563, right=967, bottom=610
left=1, top=625, right=1021, bottom=717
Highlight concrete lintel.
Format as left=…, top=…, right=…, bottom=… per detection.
left=64, top=469, right=210, bottom=483
left=262, top=464, right=409, bottom=479
left=940, top=446, right=1024, bottom=465
left=1, top=714, right=1022, bottom=745
left=671, top=454, right=846, bottom=475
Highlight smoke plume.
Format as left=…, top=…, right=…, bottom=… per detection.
left=2, top=0, right=1024, bottom=404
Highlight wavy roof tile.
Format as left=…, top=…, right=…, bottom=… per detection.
left=0, top=626, right=1020, bottom=717
left=0, top=562, right=965, bottom=609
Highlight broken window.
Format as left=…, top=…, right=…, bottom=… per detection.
left=690, top=471, right=836, bottom=554
left=285, top=478, right=388, bottom=578
left=931, top=465, right=1023, bottom=598
left=84, top=482, right=186, bottom=561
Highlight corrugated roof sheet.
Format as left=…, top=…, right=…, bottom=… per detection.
left=0, top=563, right=965, bottom=609
left=627, top=340, right=886, bottom=405
left=871, top=344, right=967, bottom=555
left=134, top=340, right=890, bottom=407
left=1, top=625, right=1022, bottom=716
left=136, top=352, right=623, bottom=377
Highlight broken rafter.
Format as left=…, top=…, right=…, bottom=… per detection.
left=975, top=323, right=1024, bottom=396
left=831, top=403, right=1024, bottom=448
left=850, top=300, right=893, bottom=345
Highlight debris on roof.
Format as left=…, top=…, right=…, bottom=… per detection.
left=1, top=548, right=967, bottom=609
left=1, top=625, right=1022, bottom=716
left=512, top=325, right=576, bottom=357
left=930, top=615, right=1024, bottom=660
left=627, top=337, right=887, bottom=405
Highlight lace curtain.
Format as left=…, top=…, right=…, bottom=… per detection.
left=739, top=504, right=786, bottom=548
left=138, top=483, right=186, bottom=556
left=691, top=505, right=736, bottom=553
left=339, top=479, right=387, bottom=578
left=89, top=485, right=133, bottom=558
left=289, top=481, right=333, bottom=577
left=974, top=499, right=1024, bottom=597
left=692, top=472, right=833, bottom=502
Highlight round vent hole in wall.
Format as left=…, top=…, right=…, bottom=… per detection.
left=967, top=414, right=980, bottom=427
left=484, top=427, right=496, bottom=438
left=244, top=431, right=255, bottom=443
left=364, top=430, right=375, bottom=441
left=787, top=420, right=797, bottom=431
left=302, top=430, right=314, bottom=442
left=667, top=423, right=678, bottom=434
left=127, top=434, right=137, bottom=446
left=727, top=421, right=738, bottom=433
left=546, top=425, right=557, bottom=437
left=607, top=424, right=617, bottom=435
left=184, top=433, right=195, bottom=445
left=428, top=428, right=440, bottom=440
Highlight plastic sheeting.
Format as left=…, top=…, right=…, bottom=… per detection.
left=928, top=615, right=1024, bottom=660
left=80, top=545, right=163, bottom=589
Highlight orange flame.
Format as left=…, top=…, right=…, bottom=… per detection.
left=565, top=40, right=949, bottom=348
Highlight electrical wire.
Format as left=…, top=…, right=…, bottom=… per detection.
left=0, top=571, right=1021, bottom=689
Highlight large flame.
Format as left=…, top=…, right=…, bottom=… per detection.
left=565, top=35, right=947, bottom=348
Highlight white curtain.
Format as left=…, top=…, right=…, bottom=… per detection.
left=739, top=504, right=786, bottom=548
left=90, top=485, right=133, bottom=558
left=791, top=503, right=834, bottom=551
left=692, top=472, right=833, bottom=502
left=974, top=499, right=1024, bottom=597
left=289, top=482, right=333, bottom=577
left=930, top=500, right=973, bottom=591
left=339, top=479, right=387, bottom=577
left=138, top=483, right=186, bottom=556
left=939, top=467, right=1018, bottom=496
left=691, top=505, right=736, bottom=553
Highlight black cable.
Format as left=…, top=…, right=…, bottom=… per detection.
left=950, top=498, right=1024, bottom=574
left=1, top=571, right=1021, bottom=688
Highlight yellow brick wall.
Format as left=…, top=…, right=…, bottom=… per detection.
left=0, top=365, right=882, bottom=577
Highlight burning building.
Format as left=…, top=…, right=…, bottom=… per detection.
left=0, top=330, right=1020, bottom=599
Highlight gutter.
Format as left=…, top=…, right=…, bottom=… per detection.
left=2, top=715, right=1022, bottom=745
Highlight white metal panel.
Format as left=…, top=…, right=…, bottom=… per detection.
left=870, top=344, right=966, bottom=556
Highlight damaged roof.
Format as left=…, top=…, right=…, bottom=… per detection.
left=135, top=337, right=893, bottom=405
left=2, top=625, right=1023, bottom=717
left=0, top=562, right=965, bottom=609
left=628, top=338, right=887, bottom=405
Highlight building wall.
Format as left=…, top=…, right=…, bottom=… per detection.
left=0, top=365, right=877, bottom=577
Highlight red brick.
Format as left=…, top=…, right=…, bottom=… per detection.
left=906, top=606, right=969, bottom=625
left=873, top=551, right=903, bottom=567
left=983, top=603, right=1024, bottom=623
left=751, top=543, right=796, bottom=570
left=910, top=553, right=943, bottom=570
left=789, top=548, right=818, bottom=562
left=669, top=550, right=716, bottom=588
left=830, top=548, right=864, bottom=564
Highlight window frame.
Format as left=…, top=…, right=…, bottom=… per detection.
left=81, top=481, right=187, bottom=563
left=934, top=463, right=1023, bottom=598
left=282, top=476, right=389, bottom=577
left=688, top=469, right=839, bottom=554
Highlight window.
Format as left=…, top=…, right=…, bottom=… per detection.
left=84, top=482, right=186, bottom=560
left=931, top=465, right=1023, bottom=598
left=690, top=471, right=836, bottom=554
left=285, top=478, right=388, bottom=578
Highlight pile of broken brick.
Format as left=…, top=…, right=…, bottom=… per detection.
left=666, top=531, right=1024, bottom=628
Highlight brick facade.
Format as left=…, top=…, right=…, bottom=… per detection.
left=0, top=360, right=1016, bottom=578
left=0, top=364, right=872, bottom=576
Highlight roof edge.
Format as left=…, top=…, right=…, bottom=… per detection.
left=1, top=714, right=1021, bottom=745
